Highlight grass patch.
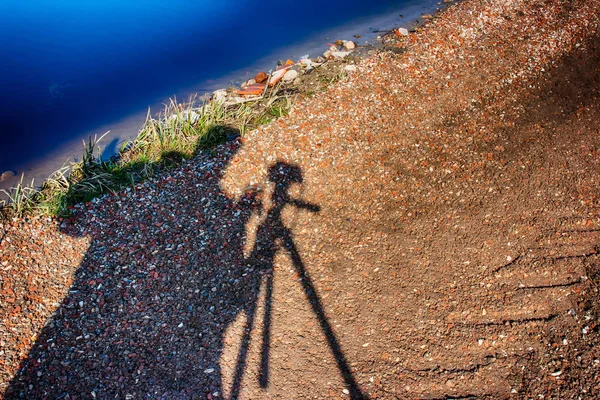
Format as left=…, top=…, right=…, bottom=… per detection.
left=0, top=58, right=353, bottom=220
left=300, top=62, right=349, bottom=98
left=0, top=174, right=37, bottom=219
left=0, top=90, right=297, bottom=219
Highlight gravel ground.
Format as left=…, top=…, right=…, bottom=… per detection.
left=2, top=0, right=600, bottom=398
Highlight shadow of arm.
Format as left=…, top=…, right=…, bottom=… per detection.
left=291, top=199, right=320, bottom=213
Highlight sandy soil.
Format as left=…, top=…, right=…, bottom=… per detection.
left=1, top=0, right=600, bottom=398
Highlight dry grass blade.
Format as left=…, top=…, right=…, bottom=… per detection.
left=0, top=174, right=37, bottom=218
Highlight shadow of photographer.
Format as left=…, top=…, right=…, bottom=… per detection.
left=5, top=135, right=366, bottom=399
left=229, top=162, right=367, bottom=399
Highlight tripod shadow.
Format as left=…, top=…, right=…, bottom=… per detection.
left=4, top=140, right=366, bottom=399
left=229, top=162, right=367, bottom=400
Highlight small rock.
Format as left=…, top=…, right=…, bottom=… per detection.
left=323, top=46, right=338, bottom=60
left=331, top=51, right=351, bottom=59
left=343, top=41, right=356, bottom=50
left=397, top=27, right=409, bottom=36
left=299, top=58, right=314, bottom=70
left=241, top=79, right=256, bottom=89
left=323, top=45, right=340, bottom=59
left=353, top=34, right=362, bottom=39
left=0, top=171, right=15, bottom=182
left=422, top=14, right=433, bottom=19
left=212, top=89, right=228, bottom=103
left=344, top=65, right=357, bottom=72
left=282, top=69, right=299, bottom=83
left=254, top=71, right=269, bottom=84
left=204, top=368, right=215, bottom=374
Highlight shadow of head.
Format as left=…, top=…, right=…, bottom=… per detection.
left=268, top=162, right=303, bottom=186
left=266, top=161, right=320, bottom=214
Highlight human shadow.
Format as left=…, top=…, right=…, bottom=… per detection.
left=5, top=137, right=366, bottom=398
left=229, top=162, right=367, bottom=400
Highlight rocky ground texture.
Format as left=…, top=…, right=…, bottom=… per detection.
left=2, top=0, right=600, bottom=398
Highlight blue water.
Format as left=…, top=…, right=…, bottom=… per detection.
left=0, top=0, right=413, bottom=174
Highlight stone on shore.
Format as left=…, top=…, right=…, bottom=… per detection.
left=254, top=71, right=269, bottom=84
left=323, top=45, right=339, bottom=59
left=343, top=41, right=356, bottom=50
left=212, top=89, right=228, bottom=103
left=282, top=69, right=299, bottom=83
left=397, top=27, right=409, bottom=36
left=0, top=171, right=16, bottom=182
left=330, top=51, right=352, bottom=59
left=299, top=58, right=313, bottom=70
left=241, top=79, right=256, bottom=89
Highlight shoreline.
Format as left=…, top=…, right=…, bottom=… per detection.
left=0, top=0, right=441, bottom=200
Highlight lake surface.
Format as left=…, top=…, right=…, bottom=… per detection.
left=0, top=0, right=433, bottom=186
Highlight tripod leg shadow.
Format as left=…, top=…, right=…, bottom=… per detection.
left=259, top=272, right=273, bottom=388
left=229, top=280, right=260, bottom=400
left=282, top=229, right=368, bottom=400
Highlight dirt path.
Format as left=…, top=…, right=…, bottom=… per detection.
left=2, top=0, right=600, bottom=398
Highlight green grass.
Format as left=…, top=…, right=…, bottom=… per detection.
left=0, top=90, right=296, bottom=219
